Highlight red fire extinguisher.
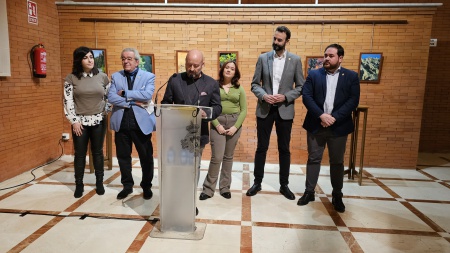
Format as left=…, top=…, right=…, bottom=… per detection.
left=30, top=43, right=47, bottom=78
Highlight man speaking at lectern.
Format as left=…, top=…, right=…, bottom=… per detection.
left=161, top=49, right=222, bottom=149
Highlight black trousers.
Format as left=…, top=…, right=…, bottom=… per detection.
left=115, top=128, right=154, bottom=190
left=305, top=128, right=348, bottom=197
left=72, top=120, right=106, bottom=182
left=254, top=106, right=293, bottom=186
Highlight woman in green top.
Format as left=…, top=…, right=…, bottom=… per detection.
left=200, top=61, right=247, bottom=200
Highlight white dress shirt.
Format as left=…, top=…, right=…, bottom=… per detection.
left=272, top=50, right=287, bottom=95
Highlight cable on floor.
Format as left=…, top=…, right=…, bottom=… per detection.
left=0, top=138, right=64, bottom=191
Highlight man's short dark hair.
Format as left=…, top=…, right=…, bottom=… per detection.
left=275, top=26, right=291, bottom=41
left=325, top=44, right=345, bottom=57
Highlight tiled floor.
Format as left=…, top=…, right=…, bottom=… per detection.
left=1, top=153, right=449, bottom=253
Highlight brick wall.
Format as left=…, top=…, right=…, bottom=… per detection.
left=57, top=3, right=437, bottom=169
left=1, top=0, right=446, bottom=182
left=0, top=0, right=62, bottom=182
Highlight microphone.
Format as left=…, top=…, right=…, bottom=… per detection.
left=154, top=73, right=177, bottom=108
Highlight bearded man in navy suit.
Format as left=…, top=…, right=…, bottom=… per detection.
left=297, top=44, right=360, bottom=213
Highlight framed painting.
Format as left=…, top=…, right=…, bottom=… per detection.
left=218, top=51, right=238, bottom=73
left=92, top=48, right=107, bottom=73
left=139, top=53, right=155, bottom=74
left=305, top=56, right=324, bottom=76
left=176, top=50, right=188, bottom=73
left=358, top=52, right=383, bottom=83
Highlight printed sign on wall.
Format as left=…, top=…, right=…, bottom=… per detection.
left=27, top=0, right=38, bottom=25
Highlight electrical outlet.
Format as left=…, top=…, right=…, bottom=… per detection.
left=62, top=133, right=70, bottom=141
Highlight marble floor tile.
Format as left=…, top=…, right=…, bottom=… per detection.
left=353, top=232, right=450, bottom=253
left=252, top=226, right=351, bottom=253
left=142, top=224, right=241, bottom=253
left=379, top=179, right=450, bottom=201
left=75, top=187, right=159, bottom=217
left=250, top=193, right=336, bottom=226
left=196, top=190, right=242, bottom=221
left=0, top=184, right=88, bottom=212
left=420, top=167, right=450, bottom=180
left=1, top=154, right=450, bottom=252
left=317, top=176, right=393, bottom=198
left=340, top=199, right=434, bottom=232
left=364, top=168, right=430, bottom=180
left=21, top=216, right=146, bottom=253
left=0, top=213, right=54, bottom=252
left=410, top=202, right=450, bottom=232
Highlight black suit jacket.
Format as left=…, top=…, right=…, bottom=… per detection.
left=161, top=72, right=222, bottom=146
left=302, top=67, right=360, bottom=136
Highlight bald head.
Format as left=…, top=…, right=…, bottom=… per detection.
left=185, top=49, right=205, bottom=79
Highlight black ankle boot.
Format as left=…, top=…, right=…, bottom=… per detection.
left=96, top=180, right=105, bottom=195
left=74, top=184, right=84, bottom=198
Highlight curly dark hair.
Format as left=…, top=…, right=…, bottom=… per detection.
left=71, top=46, right=99, bottom=79
left=218, top=60, right=241, bottom=88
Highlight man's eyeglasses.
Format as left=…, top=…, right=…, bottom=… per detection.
left=121, top=57, right=135, bottom=62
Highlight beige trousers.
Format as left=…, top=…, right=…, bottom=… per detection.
left=202, top=114, right=242, bottom=196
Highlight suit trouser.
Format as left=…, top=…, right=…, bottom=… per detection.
left=72, top=120, right=106, bottom=183
left=254, top=106, right=293, bottom=186
left=115, top=129, right=154, bottom=190
left=305, top=128, right=348, bottom=197
left=202, top=114, right=242, bottom=196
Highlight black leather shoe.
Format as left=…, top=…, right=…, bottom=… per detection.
left=332, top=197, right=345, bottom=213
left=220, top=192, right=231, bottom=199
left=279, top=185, right=295, bottom=200
left=196, top=207, right=199, bottom=216
left=199, top=193, right=211, bottom=200
left=143, top=188, right=153, bottom=200
left=297, top=192, right=315, bottom=206
left=117, top=188, right=133, bottom=200
left=246, top=183, right=261, bottom=196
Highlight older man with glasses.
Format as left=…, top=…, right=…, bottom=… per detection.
left=108, top=48, right=156, bottom=200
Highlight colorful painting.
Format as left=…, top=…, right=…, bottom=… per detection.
left=218, top=52, right=238, bottom=72
left=305, top=56, right=324, bottom=76
left=358, top=53, right=383, bottom=83
left=139, top=54, right=154, bottom=73
left=92, top=49, right=107, bottom=73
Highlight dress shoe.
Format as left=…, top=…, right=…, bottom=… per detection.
left=196, top=207, right=199, bottom=216
left=143, top=188, right=153, bottom=200
left=199, top=192, right=211, bottom=200
left=279, top=185, right=295, bottom=200
left=332, top=197, right=346, bottom=213
left=117, top=188, right=133, bottom=200
left=220, top=192, right=231, bottom=199
left=246, top=183, right=261, bottom=196
left=297, top=192, right=315, bottom=206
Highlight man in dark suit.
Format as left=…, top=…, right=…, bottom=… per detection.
left=108, top=48, right=156, bottom=200
left=161, top=49, right=222, bottom=215
left=247, top=26, right=304, bottom=200
left=298, top=44, right=360, bottom=213
left=161, top=49, right=222, bottom=149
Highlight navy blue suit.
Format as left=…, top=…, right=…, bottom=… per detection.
left=302, top=67, right=360, bottom=137
left=302, top=67, right=360, bottom=197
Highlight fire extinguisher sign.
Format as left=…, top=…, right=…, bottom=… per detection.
left=27, top=0, right=38, bottom=25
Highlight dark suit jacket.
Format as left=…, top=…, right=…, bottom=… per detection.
left=251, top=51, right=304, bottom=120
left=161, top=72, right=222, bottom=147
left=302, top=67, right=360, bottom=136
